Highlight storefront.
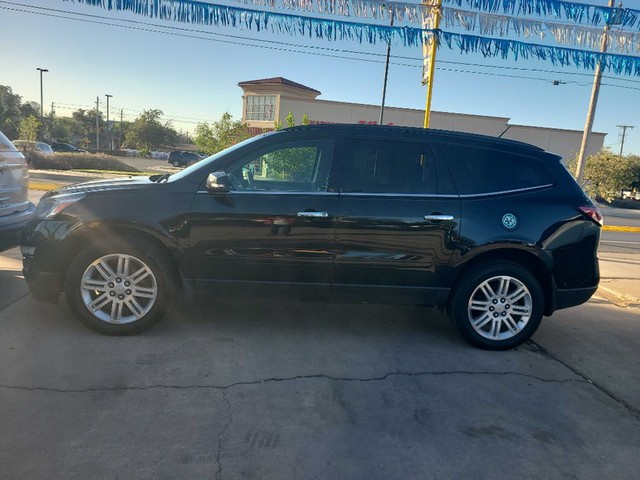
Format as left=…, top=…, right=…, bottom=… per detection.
left=238, top=77, right=606, bottom=162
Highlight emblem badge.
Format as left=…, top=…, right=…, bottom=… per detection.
left=501, top=213, right=518, bottom=231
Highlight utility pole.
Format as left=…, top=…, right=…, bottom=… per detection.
left=119, top=108, right=124, bottom=150
left=36, top=67, right=48, bottom=138
left=617, top=124, right=634, bottom=156
left=95, top=96, right=100, bottom=151
left=105, top=94, right=113, bottom=150
left=422, top=0, right=442, bottom=128
left=50, top=102, right=55, bottom=142
left=379, top=8, right=394, bottom=126
left=574, top=0, right=617, bottom=184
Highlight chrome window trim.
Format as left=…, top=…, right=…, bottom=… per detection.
left=196, top=190, right=338, bottom=195
left=458, top=184, right=554, bottom=198
left=196, top=183, right=553, bottom=197
left=339, top=192, right=458, bottom=198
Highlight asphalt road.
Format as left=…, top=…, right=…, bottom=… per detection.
left=0, top=190, right=638, bottom=479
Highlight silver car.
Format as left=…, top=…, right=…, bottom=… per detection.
left=0, top=131, right=35, bottom=251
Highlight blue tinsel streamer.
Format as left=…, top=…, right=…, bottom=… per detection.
left=68, top=0, right=640, bottom=76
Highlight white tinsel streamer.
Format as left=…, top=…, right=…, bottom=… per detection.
left=478, top=13, right=510, bottom=36
left=511, top=18, right=545, bottom=39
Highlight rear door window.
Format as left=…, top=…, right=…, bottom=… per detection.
left=439, top=144, right=554, bottom=195
left=338, top=139, right=439, bottom=194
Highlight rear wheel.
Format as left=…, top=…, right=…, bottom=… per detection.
left=448, top=262, right=544, bottom=350
left=65, top=237, right=175, bottom=335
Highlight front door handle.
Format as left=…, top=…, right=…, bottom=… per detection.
left=424, top=214, right=454, bottom=221
left=297, top=211, right=329, bottom=218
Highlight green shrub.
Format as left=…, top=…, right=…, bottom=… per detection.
left=27, top=152, right=142, bottom=173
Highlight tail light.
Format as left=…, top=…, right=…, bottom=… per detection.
left=578, top=206, right=603, bottom=226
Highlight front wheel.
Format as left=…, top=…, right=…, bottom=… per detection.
left=448, top=262, right=544, bottom=350
left=65, top=237, right=175, bottom=335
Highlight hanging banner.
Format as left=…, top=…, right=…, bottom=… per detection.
left=67, top=0, right=640, bottom=75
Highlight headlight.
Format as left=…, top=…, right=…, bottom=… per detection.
left=34, top=192, right=86, bottom=219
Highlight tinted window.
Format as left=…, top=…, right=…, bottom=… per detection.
left=226, top=140, right=333, bottom=192
left=340, top=139, right=438, bottom=194
left=440, top=145, right=553, bottom=195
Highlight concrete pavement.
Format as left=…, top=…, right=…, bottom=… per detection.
left=598, top=252, right=640, bottom=307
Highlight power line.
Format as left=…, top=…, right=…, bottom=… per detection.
left=2, top=0, right=639, bottom=91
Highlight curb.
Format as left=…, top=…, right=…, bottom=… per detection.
left=597, top=284, right=640, bottom=308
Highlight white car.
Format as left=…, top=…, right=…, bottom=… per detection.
left=0, top=132, right=35, bottom=251
left=12, top=139, right=54, bottom=155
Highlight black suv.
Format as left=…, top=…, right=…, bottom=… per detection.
left=51, top=142, right=86, bottom=153
left=21, top=125, right=601, bottom=349
left=168, top=151, right=200, bottom=167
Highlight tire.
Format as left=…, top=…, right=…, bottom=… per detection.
left=173, top=160, right=181, bottom=167
left=64, top=236, right=176, bottom=335
left=448, top=262, right=544, bottom=350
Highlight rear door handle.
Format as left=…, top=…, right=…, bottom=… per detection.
left=297, top=211, right=329, bottom=218
left=424, top=214, right=454, bottom=221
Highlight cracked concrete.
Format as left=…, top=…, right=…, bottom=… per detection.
left=2, top=251, right=640, bottom=478
left=0, top=369, right=586, bottom=394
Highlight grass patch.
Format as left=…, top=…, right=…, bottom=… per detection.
left=27, top=151, right=142, bottom=173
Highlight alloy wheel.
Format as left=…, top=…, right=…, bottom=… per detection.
left=80, top=253, right=158, bottom=324
left=467, top=275, right=533, bottom=341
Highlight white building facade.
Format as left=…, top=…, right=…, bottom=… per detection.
left=238, top=77, right=606, bottom=162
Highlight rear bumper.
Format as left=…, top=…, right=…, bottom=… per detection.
left=0, top=204, right=35, bottom=252
left=551, top=284, right=598, bottom=313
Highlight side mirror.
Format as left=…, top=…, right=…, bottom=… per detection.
left=205, top=172, right=230, bottom=192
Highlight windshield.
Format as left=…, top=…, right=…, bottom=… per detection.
left=167, top=134, right=271, bottom=183
left=36, top=142, right=54, bottom=153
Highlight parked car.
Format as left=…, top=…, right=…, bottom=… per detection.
left=168, top=150, right=200, bottom=167
left=51, top=142, right=86, bottom=153
left=21, top=125, right=602, bottom=349
left=621, top=189, right=640, bottom=200
left=0, top=131, right=35, bottom=251
left=12, top=140, right=54, bottom=155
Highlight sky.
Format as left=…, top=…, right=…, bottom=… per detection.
left=1, top=0, right=640, bottom=155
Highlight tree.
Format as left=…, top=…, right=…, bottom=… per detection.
left=568, top=149, right=640, bottom=202
left=195, top=112, right=251, bottom=155
left=274, top=112, right=310, bottom=130
left=20, top=101, right=40, bottom=119
left=71, top=108, right=104, bottom=149
left=0, top=85, right=25, bottom=140
left=124, top=109, right=177, bottom=154
left=19, top=116, right=40, bottom=142
left=285, top=111, right=295, bottom=128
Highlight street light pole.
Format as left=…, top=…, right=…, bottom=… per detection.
left=105, top=94, right=113, bottom=150
left=36, top=67, right=49, bottom=136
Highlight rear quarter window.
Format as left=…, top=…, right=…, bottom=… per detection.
left=440, top=144, right=554, bottom=195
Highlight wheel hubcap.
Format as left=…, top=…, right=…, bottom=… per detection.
left=468, top=275, right=533, bottom=341
left=80, top=253, right=158, bottom=324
